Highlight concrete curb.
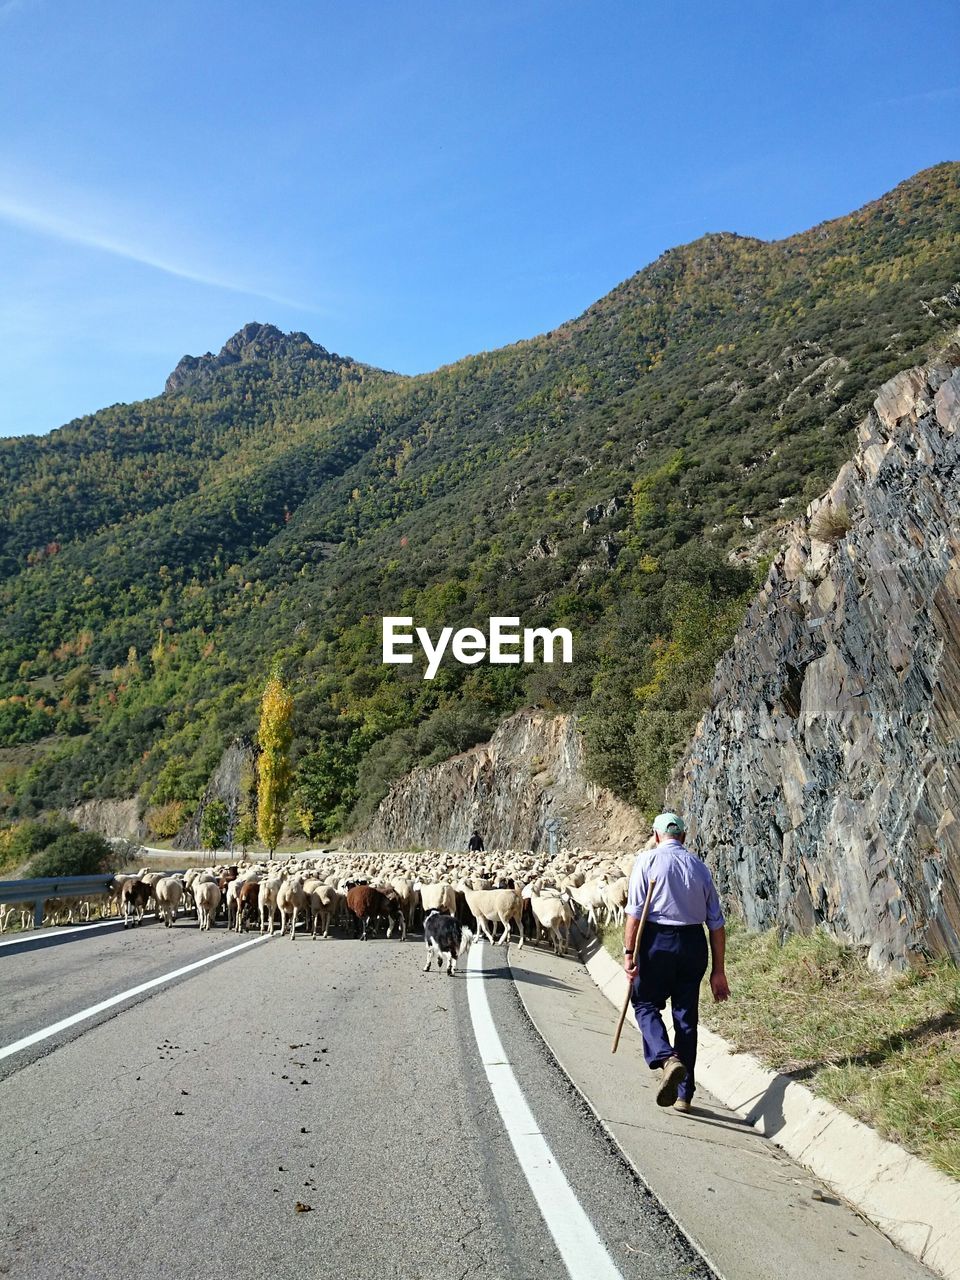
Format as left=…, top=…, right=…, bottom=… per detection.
left=580, top=932, right=960, bottom=1280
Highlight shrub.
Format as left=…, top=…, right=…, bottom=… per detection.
left=0, top=818, right=72, bottom=870
left=414, top=700, right=494, bottom=768
left=26, top=830, right=114, bottom=878
left=148, top=800, right=185, bottom=838
left=0, top=698, right=56, bottom=746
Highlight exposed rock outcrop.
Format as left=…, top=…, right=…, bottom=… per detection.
left=164, top=323, right=338, bottom=393
left=582, top=495, right=625, bottom=532
left=67, top=797, right=146, bottom=840
left=354, top=709, right=648, bottom=853
left=679, top=336, right=960, bottom=969
left=174, top=736, right=256, bottom=850
left=527, top=536, right=556, bottom=560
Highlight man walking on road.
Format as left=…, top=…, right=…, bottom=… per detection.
left=624, top=811, right=729, bottom=1112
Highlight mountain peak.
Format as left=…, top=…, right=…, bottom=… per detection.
left=164, top=322, right=332, bottom=393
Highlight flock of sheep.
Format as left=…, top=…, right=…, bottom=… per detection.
left=1, top=847, right=640, bottom=959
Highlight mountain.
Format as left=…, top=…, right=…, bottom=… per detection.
left=1, top=163, right=959, bottom=843
left=0, top=322, right=385, bottom=576
left=163, top=322, right=351, bottom=394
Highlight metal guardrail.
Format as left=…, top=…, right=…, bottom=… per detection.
left=0, top=875, right=116, bottom=928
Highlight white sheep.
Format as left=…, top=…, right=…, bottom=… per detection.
left=387, top=877, right=418, bottom=929
left=277, top=877, right=307, bottom=941
left=601, top=877, right=629, bottom=926
left=258, top=877, right=284, bottom=936
left=458, top=884, right=524, bottom=948
left=304, top=881, right=341, bottom=939
left=140, top=871, right=166, bottom=918
left=194, top=878, right=221, bottom=931
left=106, top=874, right=137, bottom=918
left=523, top=886, right=574, bottom=954
left=0, top=901, right=36, bottom=933
left=413, top=881, right=457, bottom=916
left=42, top=895, right=88, bottom=925
left=154, top=876, right=184, bottom=928
left=568, top=879, right=606, bottom=931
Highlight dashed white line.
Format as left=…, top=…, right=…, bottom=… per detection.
left=0, top=935, right=267, bottom=1061
left=466, top=941, right=624, bottom=1280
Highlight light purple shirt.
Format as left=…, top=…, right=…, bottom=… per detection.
left=626, top=838, right=724, bottom=930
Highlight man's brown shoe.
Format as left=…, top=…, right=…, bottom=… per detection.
left=673, top=1097, right=692, bottom=1114
left=656, top=1056, right=688, bottom=1107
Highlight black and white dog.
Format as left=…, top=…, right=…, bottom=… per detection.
left=422, top=909, right=474, bottom=977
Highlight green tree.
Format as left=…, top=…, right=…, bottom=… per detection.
left=292, top=735, right=362, bottom=839
left=256, top=666, right=293, bottom=853
left=199, top=798, right=229, bottom=851
left=234, top=812, right=256, bottom=853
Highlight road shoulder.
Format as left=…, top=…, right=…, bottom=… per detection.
left=509, top=940, right=940, bottom=1280
left=577, top=932, right=960, bottom=1280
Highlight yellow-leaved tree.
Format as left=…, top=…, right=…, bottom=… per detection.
left=256, top=664, right=293, bottom=854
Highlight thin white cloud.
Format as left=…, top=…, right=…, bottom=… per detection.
left=0, top=189, right=321, bottom=313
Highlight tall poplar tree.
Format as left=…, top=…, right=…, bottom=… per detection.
left=256, top=664, right=293, bottom=854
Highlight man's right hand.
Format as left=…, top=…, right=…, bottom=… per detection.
left=624, top=953, right=638, bottom=980
left=710, top=970, right=730, bottom=1002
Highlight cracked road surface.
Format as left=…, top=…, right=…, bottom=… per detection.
left=0, top=922, right=711, bottom=1279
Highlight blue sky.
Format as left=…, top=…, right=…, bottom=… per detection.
left=0, top=0, right=957, bottom=437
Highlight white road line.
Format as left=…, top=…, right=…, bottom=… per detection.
left=0, top=935, right=267, bottom=1061
left=466, top=942, right=624, bottom=1280
left=0, top=917, right=124, bottom=948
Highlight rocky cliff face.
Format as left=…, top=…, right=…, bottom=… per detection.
left=67, top=796, right=146, bottom=841
left=679, top=335, right=960, bottom=969
left=354, top=709, right=648, bottom=853
left=164, top=323, right=337, bottom=393
left=174, top=736, right=256, bottom=850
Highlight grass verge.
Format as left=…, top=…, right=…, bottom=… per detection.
left=597, top=921, right=959, bottom=1180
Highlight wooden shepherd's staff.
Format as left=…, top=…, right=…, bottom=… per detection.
left=611, top=877, right=656, bottom=1053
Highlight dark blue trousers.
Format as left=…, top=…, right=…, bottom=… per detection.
left=630, top=922, right=708, bottom=1101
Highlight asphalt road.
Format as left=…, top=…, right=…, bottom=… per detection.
left=0, top=919, right=710, bottom=1280
left=0, top=916, right=257, bottom=1067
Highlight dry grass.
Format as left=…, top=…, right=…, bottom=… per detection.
left=809, top=502, right=852, bottom=543
left=597, top=921, right=960, bottom=1179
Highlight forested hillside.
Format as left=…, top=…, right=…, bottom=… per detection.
left=2, top=163, right=959, bottom=840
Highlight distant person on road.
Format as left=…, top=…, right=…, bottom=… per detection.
left=624, top=811, right=729, bottom=1113
left=468, top=831, right=485, bottom=853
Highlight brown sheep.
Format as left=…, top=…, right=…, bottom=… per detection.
left=120, top=879, right=151, bottom=929
left=345, top=885, right=405, bottom=942
left=235, top=880, right=260, bottom=933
